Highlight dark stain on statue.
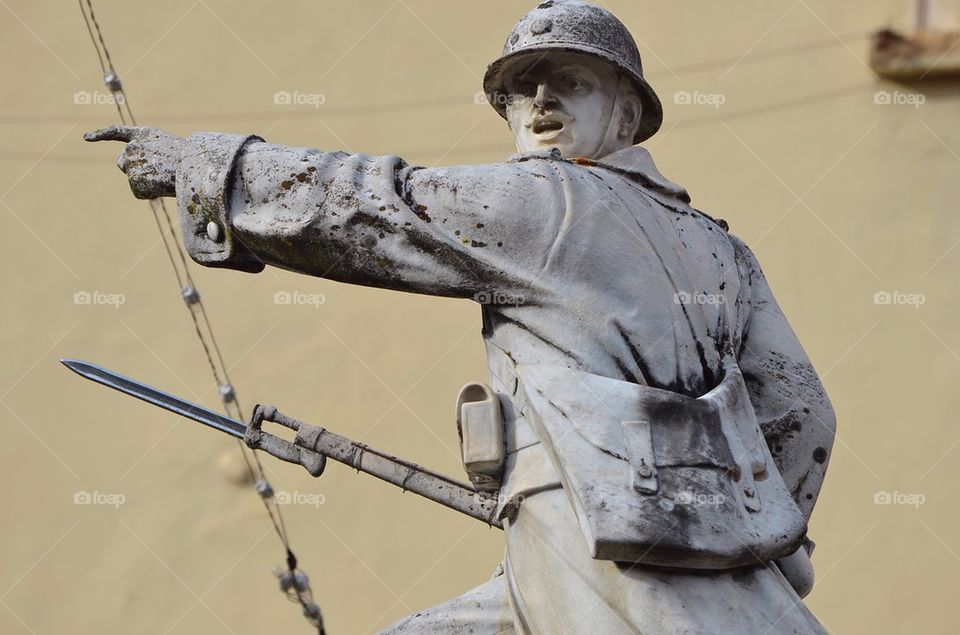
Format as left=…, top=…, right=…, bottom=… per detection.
left=412, top=204, right=431, bottom=223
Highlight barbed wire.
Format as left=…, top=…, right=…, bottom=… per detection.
left=77, top=0, right=324, bottom=632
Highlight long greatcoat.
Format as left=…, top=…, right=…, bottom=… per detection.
left=176, top=133, right=835, bottom=633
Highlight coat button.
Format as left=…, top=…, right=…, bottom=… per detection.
left=206, top=221, right=222, bottom=242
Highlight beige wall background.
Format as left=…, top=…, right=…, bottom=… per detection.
left=1, top=1, right=958, bottom=633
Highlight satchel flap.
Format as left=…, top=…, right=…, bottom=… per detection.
left=518, top=363, right=735, bottom=470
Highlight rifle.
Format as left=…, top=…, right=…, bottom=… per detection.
left=61, top=359, right=503, bottom=529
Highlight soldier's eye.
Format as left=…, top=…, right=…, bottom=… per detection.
left=515, top=80, right=537, bottom=95
left=562, top=75, right=585, bottom=91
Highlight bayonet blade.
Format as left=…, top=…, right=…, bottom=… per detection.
left=61, top=358, right=246, bottom=439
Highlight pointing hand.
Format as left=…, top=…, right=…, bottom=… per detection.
left=84, top=125, right=183, bottom=199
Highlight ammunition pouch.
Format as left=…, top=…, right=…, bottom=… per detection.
left=456, top=382, right=506, bottom=492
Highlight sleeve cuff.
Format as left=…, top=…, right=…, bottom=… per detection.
left=176, top=131, right=265, bottom=273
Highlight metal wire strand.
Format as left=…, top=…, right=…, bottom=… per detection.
left=77, top=0, right=318, bottom=630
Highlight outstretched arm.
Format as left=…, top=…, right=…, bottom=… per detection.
left=223, top=137, right=557, bottom=299
left=87, top=126, right=565, bottom=301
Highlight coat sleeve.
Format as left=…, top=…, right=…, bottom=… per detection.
left=730, top=235, right=836, bottom=521
left=175, top=132, right=566, bottom=301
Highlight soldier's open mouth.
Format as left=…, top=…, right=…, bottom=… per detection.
left=533, top=120, right=564, bottom=135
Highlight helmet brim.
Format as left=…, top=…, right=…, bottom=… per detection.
left=482, top=46, right=663, bottom=145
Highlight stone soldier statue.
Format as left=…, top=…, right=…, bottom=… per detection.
left=86, top=1, right=836, bottom=632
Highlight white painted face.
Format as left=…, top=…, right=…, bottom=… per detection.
left=503, top=52, right=641, bottom=159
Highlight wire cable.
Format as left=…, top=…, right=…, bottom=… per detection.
left=77, top=0, right=323, bottom=631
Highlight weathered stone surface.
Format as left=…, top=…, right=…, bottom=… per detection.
left=86, top=1, right=835, bottom=632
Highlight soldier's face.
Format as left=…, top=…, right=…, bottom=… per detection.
left=503, top=53, right=626, bottom=159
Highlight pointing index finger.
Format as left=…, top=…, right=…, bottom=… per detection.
left=83, top=125, right=142, bottom=143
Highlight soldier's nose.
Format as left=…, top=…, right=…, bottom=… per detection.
left=533, top=82, right=559, bottom=110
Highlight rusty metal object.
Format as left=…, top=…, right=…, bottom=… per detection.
left=870, top=27, right=960, bottom=79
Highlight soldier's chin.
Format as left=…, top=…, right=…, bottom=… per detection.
left=522, top=134, right=577, bottom=157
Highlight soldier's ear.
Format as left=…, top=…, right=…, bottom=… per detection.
left=617, top=89, right=643, bottom=142
left=617, top=78, right=643, bottom=140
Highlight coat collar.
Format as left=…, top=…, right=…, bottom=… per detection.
left=508, top=145, right=691, bottom=205
left=593, top=145, right=691, bottom=204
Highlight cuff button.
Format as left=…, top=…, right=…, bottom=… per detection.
left=206, top=221, right=223, bottom=243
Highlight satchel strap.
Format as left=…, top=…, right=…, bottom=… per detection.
left=622, top=419, right=659, bottom=494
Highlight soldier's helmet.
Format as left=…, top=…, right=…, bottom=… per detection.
left=483, top=0, right=663, bottom=144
